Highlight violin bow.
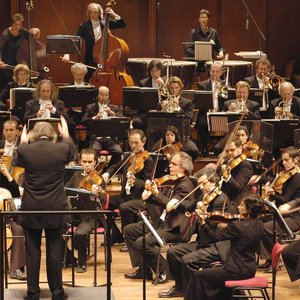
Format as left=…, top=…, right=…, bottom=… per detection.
left=151, top=138, right=163, bottom=182
left=78, top=158, right=103, bottom=189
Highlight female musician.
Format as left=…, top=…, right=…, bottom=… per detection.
left=0, top=13, right=40, bottom=89
left=139, top=59, right=166, bottom=89
left=259, top=146, right=300, bottom=269
left=62, top=2, right=126, bottom=80
left=0, top=64, right=32, bottom=110
left=151, top=125, right=199, bottom=177
left=185, top=194, right=264, bottom=300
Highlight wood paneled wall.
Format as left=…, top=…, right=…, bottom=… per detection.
left=4, top=0, right=300, bottom=84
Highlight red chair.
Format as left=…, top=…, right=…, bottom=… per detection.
left=224, top=242, right=283, bottom=300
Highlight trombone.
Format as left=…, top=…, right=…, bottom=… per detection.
left=217, top=66, right=230, bottom=99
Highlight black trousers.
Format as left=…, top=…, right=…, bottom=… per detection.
left=23, top=226, right=65, bottom=300
left=282, top=239, right=300, bottom=282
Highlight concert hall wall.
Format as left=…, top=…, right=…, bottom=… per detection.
left=3, top=0, right=300, bottom=84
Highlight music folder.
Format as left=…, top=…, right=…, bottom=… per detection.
left=9, top=88, right=36, bottom=110
left=122, top=86, right=159, bottom=113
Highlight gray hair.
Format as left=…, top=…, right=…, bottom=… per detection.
left=173, top=151, right=193, bottom=175
left=71, top=63, right=88, bottom=76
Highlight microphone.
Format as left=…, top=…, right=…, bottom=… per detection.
left=246, top=13, right=249, bottom=30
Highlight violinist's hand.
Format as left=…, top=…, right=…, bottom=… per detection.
left=102, top=172, right=110, bottom=183
left=278, top=203, right=291, bottom=215
left=127, top=171, right=135, bottom=186
left=0, top=163, right=12, bottom=181
left=196, top=201, right=205, bottom=212
left=145, top=179, right=159, bottom=196
left=92, top=184, right=105, bottom=195
left=61, top=54, right=70, bottom=62
left=20, top=125, right=30, bottom=144
left=142, top=189, right=152, bottom=201
left=248, top=174, right=262, bottom=186
left=166, top=198, right=179, bottom=212
left=217, top=222, right=228, bottom=229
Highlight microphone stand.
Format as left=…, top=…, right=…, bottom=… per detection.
left=240, top=0, right=267, bottom=56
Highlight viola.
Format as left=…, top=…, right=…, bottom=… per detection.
left=162, top=142, right=183, bottom=158
left=128, top=151, right=150, bottom=175
left=79, top=170, right=104, bottom=192
left=207, top=211, right=244, bottom=223
left=222, top=153, right=247, bottom=178
left=242, top=140, right=263, bottom=160
left=202, top=186, right=222, bottom=206
left=154, top=173, right=185, bottom=187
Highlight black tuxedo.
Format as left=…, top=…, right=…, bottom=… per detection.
left=244, top=75, right=259, bottom=88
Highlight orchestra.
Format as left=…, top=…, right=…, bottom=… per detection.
left=0, top=2, right=300, bottom=300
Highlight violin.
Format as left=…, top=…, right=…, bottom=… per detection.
left=222, top=153, right=247, bottom=179
left=207, top=211, right=244, bottom=223
left=202, top=186, right=222, bottom=206
left=242, top=140, right=263, bottom=160
left=128, top=151, right=150, bottom=175
left=145, top=173, right=185, bottom=190
left=162, top=142, right=183, bottom=159
left=79, top=170, right=104, bottom=192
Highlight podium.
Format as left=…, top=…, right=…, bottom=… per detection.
left=194, top=41, right=213, bottom=61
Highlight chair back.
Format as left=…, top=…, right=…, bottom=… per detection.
left=271, top=242, right=283, bottom=269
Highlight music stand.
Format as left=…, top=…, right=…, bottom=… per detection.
left=207, top=112, right=243, bottom=134
left=0, top=111, right=11, bottom=133
left=28, top=118, right=61, bottom=135
left=194, top=41, right=213, bottom=61
left=65, top=187, right=99, bottom=211
left=46, top=35, right=81, bottom=55
left=89, top=117, right=130, bottom=140
left=122, top=87, right=159, bottom=113
left=249, top=88, right=263, bottom=107
left=194, top=91, right=213, bottom=111
left=58, top=85, right=97, bottom=107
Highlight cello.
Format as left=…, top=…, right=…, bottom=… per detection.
left=91, top=0, right=133, bottom=105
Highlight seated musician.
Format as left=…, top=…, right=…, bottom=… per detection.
left=159, top=167, right=235, bottom=298
left=269, top=81, right=300, bottom=119
left=65, top=148, right=107, bottom=273
left=151, top=125, right=199, bottom=177
left=222, top=81, right=261, bottom=120
left=220, top=137, right=253, bottom=208
left=157, top=76, right=194, bottom=122
left=101, top=129, right=154, bottom=251
left=0, top=123, right=26, bottom=280
left=185, top=194, right=264, bottom=300
left=0, top=64, right=32, bottom=110
left=81, top=85, right=123, bottom=173
left=123, top=151, right=197, bottom=283
left=195, top=62, right=224, bottom=156
left=259, top=146, right=300, bottom=270
left=132, top=59, right=166, bottom=130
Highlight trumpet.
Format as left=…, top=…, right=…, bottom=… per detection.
left=229, top=98, right=248, bottom=113
left=161, top=94, right=180, bottom=113
left=274, top=100, right=292, bottom=119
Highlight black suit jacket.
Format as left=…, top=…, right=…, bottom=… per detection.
left=23, top=99, right=67, bottom=125
left=16, top=138, right=75, bottom=229
left=77, top=18, right=126, bottom=65
left=139, top=78, right=153, bottom=87
left=222, top=99, right=261, bottom=120
left=269, top=96, right=300, bottom=119
left=244, top=75, right=259, bottom=88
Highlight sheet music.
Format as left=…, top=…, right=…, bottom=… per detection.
left=10, top=87, right=36, bottom=110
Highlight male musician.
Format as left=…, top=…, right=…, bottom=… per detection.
left=0, top=13, right=40, bottom=89
left=23, top=79, right=67, bottom=124
left=0, top=64, right=32, bottom=110
left=123, top=151, right=196, bottom=283
left=269, top=81, right=300, bottom=119
left=259, top=146, right=300, bottom=270
left=65, top=148, right=108, bottom=273
left=220, top=137, right=253, bottom=208
left=222, top=81, right=261, bottom=120
left=159, top=167, right=234, bottom=297
left=62, top=2, right=126, bottom=80
left=81, top=85, right=123, bottom=172
left=157, top=76, right=194, bottom=121
left=196, top=62, right=224, bottom=156
left=101, top=129, right=154, bottom=251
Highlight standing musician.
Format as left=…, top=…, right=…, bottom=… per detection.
left=157, top=76, right=194, bottom=122
left=65, top=148, right=107, bottom=273
left=184, top=9, right=224, bottom=73
left=0, top=149, right=26, bottom=281
left=259, top=146, right=300, bottom=270
left=159, top=167, right=235, bottom=298
left=220, top=137, right=253, bottom=208
left=151, top=125, right=199, bottom=177
left=101, top=129, right=154, bottom=251
left=185, top=194, right=264, bottom=300
left=81, top=85, right=123, bottom=172
left=124, top=152, right=197, bottom=283
left=0, top=64, right=32, bottom=111
left=0, top=13, right=40, bottom=89
left=195, top=61, right=224, bottom=156
left=62, top=2, right=126, bottom=80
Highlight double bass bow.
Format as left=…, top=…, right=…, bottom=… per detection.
left=90, top=0, right=133, bottom=105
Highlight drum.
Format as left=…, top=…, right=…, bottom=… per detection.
left=205, top=60, right=253, bottom=86
left=127, top=58, right=197, bottom=89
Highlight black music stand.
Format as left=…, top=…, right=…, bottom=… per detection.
left=249, top=88, right=263, bottom=107
left=65, top=188, right=99, bottom=211
left=46, top=35, right=81, bottom=55
left=194, top=91, right=213, bottom=111
left=58, top=85, right=97, bottom=107
left=89, top=118, right=130, bottom=140
left=10, top=88, right=36, bottom=121
left=0, top=111, right=11, bottom=133
left=207, top=112, right=243, bottom=135
left=122, top=87, right=159, bottom=113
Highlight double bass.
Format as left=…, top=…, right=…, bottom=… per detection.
left=91, top=0, right=133, bottom=105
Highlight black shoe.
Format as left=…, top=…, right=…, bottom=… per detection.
left=200, top=149, right=209, bottom=157
left=152, top=270, right=167, bottom=284
left=158, top=286, right=185, bottom=298
left=64, top=258, right=78, bottom=268
left=124, top=267, right=152, bottom=280
left=258, top=259, right=271, bottom=269
left=120, top=243, right=128, bottom=252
